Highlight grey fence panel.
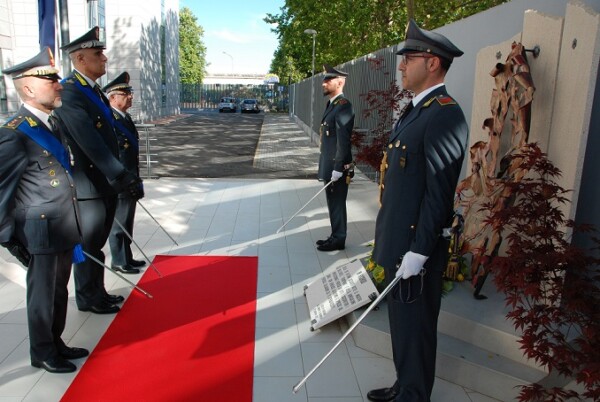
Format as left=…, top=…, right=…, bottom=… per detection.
left=180, top=83, right=289, bottom=112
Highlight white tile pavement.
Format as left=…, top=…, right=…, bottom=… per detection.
left=0, top=176, right=499, bottom=401
left=0, top=113, right=500, bottom=401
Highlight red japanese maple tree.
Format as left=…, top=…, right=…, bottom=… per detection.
left=482, top=144, right=600, bottom=401
left=350, top=56, right=411, bottom=171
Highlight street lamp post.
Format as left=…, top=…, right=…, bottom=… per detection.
left=222, top=51, right=234, bottom=75
left=303, top=29, right=317, bottom=138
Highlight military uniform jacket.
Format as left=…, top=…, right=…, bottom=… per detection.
left=54, top=71, right=129, bottom=199
left=373, top=87, right=468, bottom=271
left=0, top=107, right=82, bottom=254
left=318, top=95, right=354, bottom=180
left=113, top=110, right=140, bottom=199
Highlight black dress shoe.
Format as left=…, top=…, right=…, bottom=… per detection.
left=104, top=293, right=125, bottom=304
left=58, top=346, right=89, bottom=360
left=129, top=259, right=146, bottom=267
left=31, top=356, right=76, bottom=373
left=79, top=301, right=120, bottom=314
left=315, top=236, right=332, bottom=246
left=111, top=264, right=140, bottom=274
left=317, top=239, right=345, bottom=251
left=367, top=386, right=399, bottom=402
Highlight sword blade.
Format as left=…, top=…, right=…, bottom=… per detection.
left=137, top=201, right=179, bottom=246
left=276, top=180, right=334, bottom=234
left=82, top=251, right=153, bottom=299
left=114, top=218, right=163, bottom=278
left=292, top=275, right=401, bottom=393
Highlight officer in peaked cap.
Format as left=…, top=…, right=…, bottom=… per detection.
left=54, top=27, right=143, bottom=315
left=104, top=72, right=146, bottom=274
left=322, top=63, right=349, bottom=79
left=396, top=19, right=463, bottom=62
left=103, top=71, right=132, bottom=93
left=60, top=26, right=105, bottom=54
left=2, top=47, right=61, bottom=79
left=367, top=20, right=468, bottom=402
left=1, top=47, right=89, bottom=373
left=316, top=63, right=354, bottom=252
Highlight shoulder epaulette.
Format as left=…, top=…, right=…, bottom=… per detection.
left=2, top=114, right=26, bottom=129
left=333, top=97, right=349, bottom=106
left=423, top=94, right=457, bottom=108
left=435, top=95, right=456, bottom=106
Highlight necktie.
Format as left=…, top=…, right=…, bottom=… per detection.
left=94, top=84, right=112, bottom=107
left=93, top=84, right=103, bottom=98
left=401, top=101, right=414, bottom=119
left=48, top=112, right=58, bottom=133
left=393, top=102, right=414, bottom=131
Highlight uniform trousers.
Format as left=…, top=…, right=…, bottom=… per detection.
left=73, top=195, right=117, bottom=309
left=385, top=240, right=448, bottom=402
left=26, top=250, right=71, bottom=362
left=108, top=196, right=137, bottom=266
left=324, top=178, right=348, bottom=244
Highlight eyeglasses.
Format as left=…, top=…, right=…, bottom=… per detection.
left=400, top=53, right=436, bottom=64
left=113, top=91, right=134, bottom=97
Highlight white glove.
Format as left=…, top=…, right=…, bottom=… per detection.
left=396, top=251, right=429, bottom=279
left=331, top=170, right=343, bottom=181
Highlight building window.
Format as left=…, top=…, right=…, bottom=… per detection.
left=87, top=0, right=106, bottom=33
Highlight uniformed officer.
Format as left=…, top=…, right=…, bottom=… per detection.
left=53, top=27, right=143, bottom=314
left=367, top=20, right=468, bottom=401
left=0, top=48, right=89, bottom=373
left=316, top=64, right=354, bottom=252
left=104, top=72, right=146, bottom=274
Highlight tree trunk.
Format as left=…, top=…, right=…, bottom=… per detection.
left=406, top=0, right=415, bottom=21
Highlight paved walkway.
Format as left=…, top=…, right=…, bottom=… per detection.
left=0, top=112, right=500, bottom=401
left=253, top=114, right=321, bottom=177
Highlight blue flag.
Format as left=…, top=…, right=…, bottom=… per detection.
left=38, top=0, right=56, bottom=52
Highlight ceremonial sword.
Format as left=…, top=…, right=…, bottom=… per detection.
left=137, top=201, right=179, bottom=246
left=82, top=251, right=153, bottom=299
left=114, top=218, right=163, bottom=278
left=292, top=275, right=401, bottom=393
left=276, top=180, right=334, bottom=234
left=277, top=163, right=355, bottom=234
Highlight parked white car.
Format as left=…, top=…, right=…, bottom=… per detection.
left=218, top=97, right=237, bottom=113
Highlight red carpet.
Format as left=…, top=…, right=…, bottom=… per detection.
left=62, top=255, right=258, bottom=402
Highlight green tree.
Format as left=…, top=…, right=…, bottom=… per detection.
left=179, top=7, right=207, bottom=84
left=266, top=0, right=509, bottom=81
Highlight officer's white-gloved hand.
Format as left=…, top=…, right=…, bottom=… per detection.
left=331, top=170, right=343, bottom=182
left=396, top=251, right=429, bottom=279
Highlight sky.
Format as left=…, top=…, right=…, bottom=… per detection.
left=179, top=0, right=285, bottom=76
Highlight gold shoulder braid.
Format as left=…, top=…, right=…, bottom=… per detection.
left=378, top=150, right=388, bottom=207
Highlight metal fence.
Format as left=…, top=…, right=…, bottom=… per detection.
left=180, top=83, right=289, bottom=112
left=136, top=124, right=158, bottom=178
left=290, top=46, right=400, bottom=180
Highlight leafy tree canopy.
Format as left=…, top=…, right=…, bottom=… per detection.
left=266, top=0, right=509, bottom=82
left=179, top=7, right=207, bottom=84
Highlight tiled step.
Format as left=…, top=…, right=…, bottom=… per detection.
left=345, top=285, right=549, bottom=402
